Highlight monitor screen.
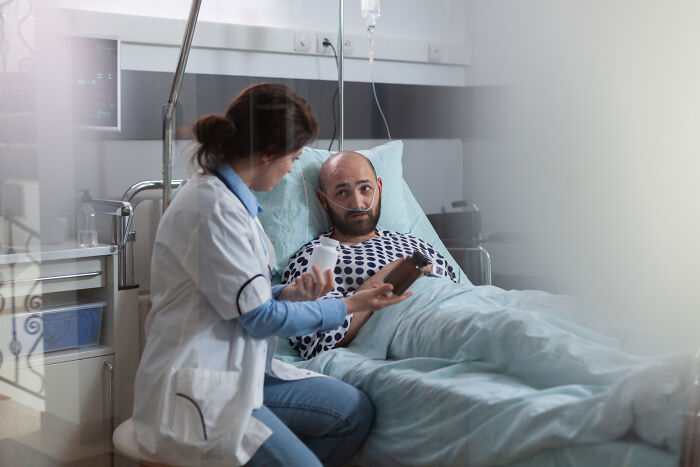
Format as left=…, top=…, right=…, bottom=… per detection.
left=71, top=36, right=120, bottom=131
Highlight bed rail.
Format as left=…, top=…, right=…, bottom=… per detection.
left=681, top=348, right=700, bottom=467
left=118, top=180, right=184, bottom=289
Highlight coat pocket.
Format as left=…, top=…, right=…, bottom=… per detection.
left=170, top=367, right=240, bottom=444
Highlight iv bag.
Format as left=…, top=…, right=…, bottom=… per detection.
left=361, top=0, right=381, bottom=28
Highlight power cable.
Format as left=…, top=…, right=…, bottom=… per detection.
left=324, top=39, right=340, bottom=151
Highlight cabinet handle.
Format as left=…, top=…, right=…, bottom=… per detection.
left=104, top=359, right=114, bottom=467
left=4, top=271, right=102, bottom=285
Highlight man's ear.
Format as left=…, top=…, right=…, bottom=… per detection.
left=377, top=177, right=383, bottom=198
left=316, top=189, right=328, bottom=210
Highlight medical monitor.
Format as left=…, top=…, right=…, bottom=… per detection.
left=71, top=35, right=120, bottom=131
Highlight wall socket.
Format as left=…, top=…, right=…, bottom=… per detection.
left=341, top=37, right=354, bottom=56
left=428, top=43, right=442, bottom=63
left=293, top=31, right=312, bottom=53
left=316, top=34, right=336, bottom=55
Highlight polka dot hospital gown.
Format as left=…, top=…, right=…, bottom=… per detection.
left=282, top=228, right=457, bottom=359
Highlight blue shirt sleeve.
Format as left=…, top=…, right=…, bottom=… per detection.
left=235, top=297, right=347, bottom=338
left=271, top=284, right=286, bottom=299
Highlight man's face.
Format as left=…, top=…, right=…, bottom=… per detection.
left=320, top=158, right=382, bottom=237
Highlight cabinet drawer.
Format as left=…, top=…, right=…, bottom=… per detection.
left=0, top=256, right=104, bottom=298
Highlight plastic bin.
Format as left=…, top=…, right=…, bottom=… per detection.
left=16, top=301, right=105, bottom=353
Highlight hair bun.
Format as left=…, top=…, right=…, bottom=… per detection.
left=193, top=114, right=236, bottom=150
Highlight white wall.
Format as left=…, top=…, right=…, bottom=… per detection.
left=462, top=0, right=700, bottom=348
left=56, top=0, right=469, bottom=86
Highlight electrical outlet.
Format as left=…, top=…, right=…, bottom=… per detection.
left=316, top=34, right=337, bottom=55
left=341, top=37, right=354, bottom=56
left=294, top=31, right=312, bottom=53
left=428, top=43, right=442, bottom=63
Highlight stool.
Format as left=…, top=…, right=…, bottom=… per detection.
left=113, top=418, right=172, bottom=467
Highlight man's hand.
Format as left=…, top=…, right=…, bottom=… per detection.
left=343, top=283, right=412, bottom=315
left=278, top=266, right=334, bottom=302
left=357, top=258, right=432, bottom=292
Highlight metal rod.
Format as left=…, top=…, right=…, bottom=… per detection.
left=8, top=271, right=102, bottom=285
left=338, top=0, right=344, bottom=151
left=119, top=180, right=184, bottom=289
left=681, top=347, right=700, bottom=467
left=122, top=180, right=185, bottom=204
left=163, top=0, right=202, bottom=213
left=104, top=359, right=114, bottom=467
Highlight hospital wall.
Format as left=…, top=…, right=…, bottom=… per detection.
left=0, top=2, right=470, bottom=292
left=461, top=0, right=700, bottom=347
left=5, top=1, right=700, bottom=348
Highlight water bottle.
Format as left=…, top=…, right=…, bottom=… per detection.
left=309, top=237, right=339, bottom=279
left=77, top=190, right=98, bottom=248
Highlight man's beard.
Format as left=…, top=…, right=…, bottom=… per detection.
left=327, top=197, right=381, bottom=237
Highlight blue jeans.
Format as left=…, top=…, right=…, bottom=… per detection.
left=245, top=374, right=374, bottom=467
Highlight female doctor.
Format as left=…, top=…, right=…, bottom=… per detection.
left=132, top=83, right=410, bottom=467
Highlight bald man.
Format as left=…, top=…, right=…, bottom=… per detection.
left=282, top=152, right=457, bottom=359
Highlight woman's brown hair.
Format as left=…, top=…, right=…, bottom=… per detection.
left=192, top=83, right=319, bottom=172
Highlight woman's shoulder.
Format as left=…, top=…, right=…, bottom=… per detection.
left=175, top=173, right=246, bottom=212
left=163, top=173, right=250, bottom=230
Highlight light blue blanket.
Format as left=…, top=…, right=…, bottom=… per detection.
left=277, top=277, right=689, bottom=466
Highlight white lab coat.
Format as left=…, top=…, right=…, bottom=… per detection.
left=132, top=172, right=318, bottom=467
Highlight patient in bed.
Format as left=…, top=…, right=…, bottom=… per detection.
left=283, top=151, right=458, bottom=359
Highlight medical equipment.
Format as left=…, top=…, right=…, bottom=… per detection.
left=309, top=236, right=339, bottom=276
left=320, top=184, right=377, bottom=213
left=360, top=0, right=392, bottom=140
left=71, top=35, right=121, bottom=131
left=427, top=200, right=492, bottom=285
left=361, top=0, right=380, bottom=64
left=383, top=250, right=429, bottom=295
left=162, top=0, right=201, bottom=212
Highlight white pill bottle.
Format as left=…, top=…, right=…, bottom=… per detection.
left=309, top=236, right=340, bottom=277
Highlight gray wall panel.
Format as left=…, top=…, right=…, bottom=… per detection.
left=97, top=71, right=468, bottom=142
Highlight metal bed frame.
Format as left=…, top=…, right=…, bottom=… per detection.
left=113, top=0, right=700, bottom=465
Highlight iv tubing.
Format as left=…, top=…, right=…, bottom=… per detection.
left=368, top=28, right=392, bottom=140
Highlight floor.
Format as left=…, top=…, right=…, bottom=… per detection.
left=0, top=396, right=115, bottom=467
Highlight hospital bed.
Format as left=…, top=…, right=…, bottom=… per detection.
left=119, top=140, right=699, bottom=466
left=253, top=139, right=691, bottom=466
left=115, top=1, right=700, bottom=464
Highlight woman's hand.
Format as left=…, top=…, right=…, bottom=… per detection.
left=277, top=266, right=335, bottom=302
left=343, top=284, right=412, bottom=315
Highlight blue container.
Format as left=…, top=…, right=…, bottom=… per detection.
left=22, top=301, right=105, bottom=352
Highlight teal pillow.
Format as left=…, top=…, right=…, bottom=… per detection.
left=255, top=140, right=470, bottom=285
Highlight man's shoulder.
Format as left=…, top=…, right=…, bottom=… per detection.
left=378, top=229, right=429, bottom=245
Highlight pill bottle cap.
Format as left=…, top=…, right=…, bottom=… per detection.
left=408, top=251, right=430, bottom=268
left=319, top=237, right=340, bottom=248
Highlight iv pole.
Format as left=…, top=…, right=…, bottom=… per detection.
left=162, top=0, right=202, bottom=212
left=163, top=0, right=344, bottom=207
left=338, top=0, right=344, bottom=151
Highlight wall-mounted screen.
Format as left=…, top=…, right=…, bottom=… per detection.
left=71, top=35, right=120, bottom=131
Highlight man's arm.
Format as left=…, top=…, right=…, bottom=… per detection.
left=335, top=259, right=402, bottom=347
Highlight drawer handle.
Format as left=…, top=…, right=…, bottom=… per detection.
left=4, top=271, right=103, bottom=285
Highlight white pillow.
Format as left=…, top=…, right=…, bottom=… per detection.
left=255, top=140, right=470, bottom=284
